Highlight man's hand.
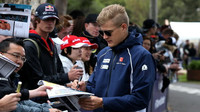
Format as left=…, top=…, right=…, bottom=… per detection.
left=79, top=96, right=103, bottom=110
left=68, top=65, right=83, bottom=81
left=0, top=93, right=21, bottom=112
left=29, top=85, right=53, bottom=98
left=152, top=52, right=161, bottom=60
left=71, top=80, right=86, bottom=91
left=49, top=108, right=62, bottom=112
left=169, top=63, right=181, bottom=71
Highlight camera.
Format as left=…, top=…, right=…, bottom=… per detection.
left=75, top=66, right=82, bottom=69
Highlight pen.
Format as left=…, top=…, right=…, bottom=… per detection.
left=77, top=76, right=82, bottom=88
left=16, top=81, right=22, bottom=93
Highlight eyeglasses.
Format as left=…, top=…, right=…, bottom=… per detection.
left=99, top=24, right=121, bottom=37
left=4, top=52, right=26, bottom=62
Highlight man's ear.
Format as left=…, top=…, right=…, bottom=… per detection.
left=85, top=23, right=89, bottom=29
left=121, top=23, right=128, bottom=30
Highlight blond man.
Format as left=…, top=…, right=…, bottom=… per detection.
left=72, top=4, right=156, bottom=112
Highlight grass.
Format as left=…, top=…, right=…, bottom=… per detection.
left=178, top=73, right=187, bottom=82
left=178, top=73, right=200, bottom=84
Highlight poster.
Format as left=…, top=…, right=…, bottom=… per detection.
left=0, top=4, right=31, bottom=38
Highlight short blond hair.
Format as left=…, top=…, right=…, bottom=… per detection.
left=97, top=4, right=129, bottom=26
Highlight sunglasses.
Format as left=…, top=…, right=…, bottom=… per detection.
left=99, top=24, right=122, bottom=37
left=99, top=30, right=113, bottom=37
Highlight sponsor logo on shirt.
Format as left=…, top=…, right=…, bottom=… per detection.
left=142, top=64, right=148, bottom=71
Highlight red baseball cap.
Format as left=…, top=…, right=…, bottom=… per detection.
left=79, top=37, right=98, bottom=49
left=60, top=35, right=87, bottom=50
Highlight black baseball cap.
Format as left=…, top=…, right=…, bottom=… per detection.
left=35, top=3, right=59, bottom=20
left=142, top=19, right=156, bottom=31
left=85, top=14, right=98, bottom=23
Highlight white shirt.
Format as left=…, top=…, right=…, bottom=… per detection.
left=76, top=60, right=90, bottom=81
left=59, top=54, right=73, bottom=73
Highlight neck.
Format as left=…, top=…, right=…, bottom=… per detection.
left=35, top=29, right=49, bottom=40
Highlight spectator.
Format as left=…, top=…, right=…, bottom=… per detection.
left=161, top=28, right=174, bottom=40
left=56, top=15, right=73, bottom=39
left=143, top=37, right=151, bottom=51
left=188, top=42, right=196, bottom=64
left=71, top=4, right=156, bottom=111
left=70, top=10, right=85, bottom=36
left=18, top=3, right=79, bottom=104
left=51, top=15, right=74, bottom=54
left=0, top=38, right=61, bottom=112
left=183, top=39, right=190, bottom=68
left=142, top=19, right=157, bottom=38
left=76, top=37, right=98, bottom=81
left=81, top=14, right=107, bottom=72
left=59, top=35, right=84, bottom=77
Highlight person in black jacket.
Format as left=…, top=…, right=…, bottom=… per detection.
left=81, top=14, right=107, bottom=72
left=19, top=3, right=82, bottom=103
left=0, top=38, right=61, bottom=112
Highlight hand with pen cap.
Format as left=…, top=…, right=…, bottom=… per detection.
left=68, top=65, right=83, bottom=81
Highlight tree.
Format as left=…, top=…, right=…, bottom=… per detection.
left=125, top=0, right=150, bottom=27
left=158, top=0, right=200, bottom=24
left=54, top=0, right=67, bottom=16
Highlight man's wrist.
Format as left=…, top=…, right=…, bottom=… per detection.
left=100, top=98, right=103, bottom=108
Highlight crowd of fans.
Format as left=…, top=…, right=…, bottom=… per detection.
left=0, top=2, right=198, bottom=112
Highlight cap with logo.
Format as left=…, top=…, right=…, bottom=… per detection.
left=79, top=37, right=98, bottom=49
left=35, top=3, right=59, bottom=20
left=60, top=35, right=87, bottom=50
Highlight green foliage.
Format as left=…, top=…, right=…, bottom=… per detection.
left=125, top=0, right=149, bottom=27
left=158, top=0, right=200, bottom=24
left=67, top=0, right=200, bottom=26
left=188, top=60, right=200, bottom=70
left=47, top=0, right=54, bottom=4
left=67, top=0, right=98, bottom=15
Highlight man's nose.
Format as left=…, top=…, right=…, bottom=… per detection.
left=103, top=34, right=109, bottom=39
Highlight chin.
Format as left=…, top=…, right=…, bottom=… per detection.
left=108, top=44, right=114, bottom=47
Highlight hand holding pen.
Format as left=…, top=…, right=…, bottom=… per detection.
left=77, top=76, right=82, bottom=88
left=71, top=79, right=87, bottom=91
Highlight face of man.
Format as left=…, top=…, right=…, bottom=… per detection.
left=81, top=47, right=92, bottom=62
left=2, top=43, right=25, bottom=72
left=85, top=22, right=100, bottom=37
left=67, top=48, right=82, bottom=63
left=100, top=20, right=127, bottom=47
left=37, top=18, right=57, bottom=33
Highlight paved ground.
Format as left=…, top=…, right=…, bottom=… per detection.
left=168, top=82, right=200, bottom=112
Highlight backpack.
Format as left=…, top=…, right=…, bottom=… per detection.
left=23, top=39, right=40, bottom=58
